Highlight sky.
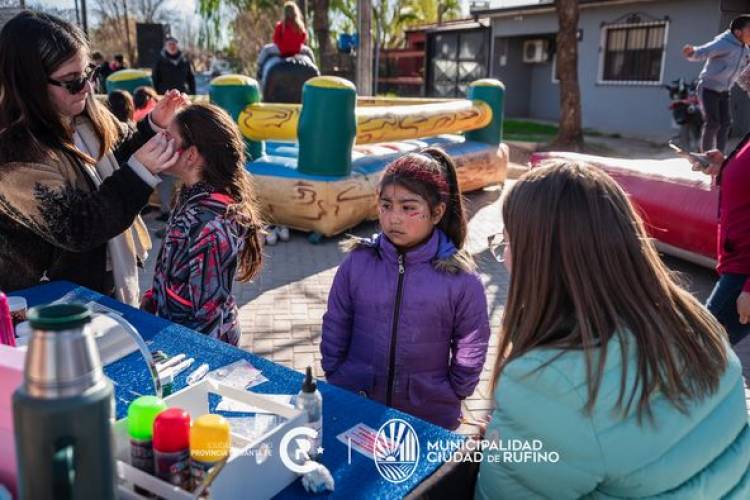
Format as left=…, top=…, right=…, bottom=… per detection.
left=28, top=0, right=473, bottom=47
left=30, top=0, right=197, bottom=19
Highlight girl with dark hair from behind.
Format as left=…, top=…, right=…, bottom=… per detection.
left=0, top=11, right=189, bottom=305
left=321, top=148, right=491, bottom=430
left=140, top=104, right=264, bottom=346
left=133, top=86, right=159, bottom=123
left=107, top=89, right=134, bottom=126
left=475, top=161, right=750, bottom=498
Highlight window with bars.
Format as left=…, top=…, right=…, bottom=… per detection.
left=601, top=22, right=667, bottom=84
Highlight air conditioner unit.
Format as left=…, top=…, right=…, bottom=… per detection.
left=523, top=39, right=549, bottom=63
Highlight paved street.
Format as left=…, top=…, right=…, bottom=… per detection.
left=138, top=174, right=749, bottom=435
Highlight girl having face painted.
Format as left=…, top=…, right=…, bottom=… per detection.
left=320, top=148, right=491, bottom=430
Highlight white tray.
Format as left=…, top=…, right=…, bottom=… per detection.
left=114, top=379, right=305, bottom=499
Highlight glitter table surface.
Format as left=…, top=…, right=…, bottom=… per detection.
left=14, top=281, right=464, bottom=499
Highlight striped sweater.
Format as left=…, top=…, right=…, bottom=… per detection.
left=145, top=182, right=246, bottom=345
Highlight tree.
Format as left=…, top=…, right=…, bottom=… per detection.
left=436, top=0, right=461, bottom=25
left=90, top=14, right=137, bottom=65
left=92, top=0, right=172, bottom=66
left=228, top=3, right=282, bottom=74
left=131, top=0, right=166, bottom=23
left=332, top=0, right=462, bottom=49
left=552, top=0, right=583, bottom=151
left=199, top=0, right=336, bottom=72
left=311, top=0, right=334, bottom=70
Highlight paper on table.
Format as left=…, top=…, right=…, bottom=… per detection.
left=207, top=359, right=266, bottom=390
left=336, top=423, right=378, bottom=460
left=216, top=394, right=293, bottom=414
left=225, top=414, right=286, bottom=442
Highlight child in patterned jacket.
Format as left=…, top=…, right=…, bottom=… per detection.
left=141, top=104, right=264, bottom=345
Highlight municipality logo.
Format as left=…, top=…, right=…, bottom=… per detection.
left=374, top=419, right=420, bottom=483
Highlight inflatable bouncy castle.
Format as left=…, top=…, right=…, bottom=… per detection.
left=105, top=69, right=153, bottom=94
left=531, top=152, right=717, bottom=268
left=262, top=54, right=319, bottom=103
left=102, top=70, right=509, bottom=240
left=210, top=74, right=508, bottom=239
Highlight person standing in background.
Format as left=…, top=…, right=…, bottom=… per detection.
left=683, top=15, right=750, bottom=153
left=91, top=51, right=109, bottom=93
left=152, top=37, right=196, bottom=228
left=152, top=36, right=196, bottom=95
left=110, top=54, right=127, bottom=72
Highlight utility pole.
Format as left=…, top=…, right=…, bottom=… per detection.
left=122, top=0, right=133, bottom=66
left=80, top=0, right=88, bottom=36
left=356, top=0, right=372, bottom=95
left=373, top=11, right=380, bottom=96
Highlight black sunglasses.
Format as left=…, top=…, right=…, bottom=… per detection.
left=47, top=64, right=99, bottom=95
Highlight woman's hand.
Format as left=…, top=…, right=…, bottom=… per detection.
left=689, top=149, right=724, bottom=176
left=461, top=413, right=493, bottom=440
left=134, top=132, right=179, bottom=175
left=737, top=291, right=750, bottom=324
left=151, top=89, right=190, bottom=129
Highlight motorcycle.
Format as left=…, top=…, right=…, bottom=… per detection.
left=664, top=78, right=703, bottom=150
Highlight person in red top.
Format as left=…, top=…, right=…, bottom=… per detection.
left=693, top=135, right=750, bottom=344
left=273, top=2, right=307, bottom=57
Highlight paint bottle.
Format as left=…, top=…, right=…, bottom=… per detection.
left=190, top=414, right=231, bottom=491
left=153, top=408, right=191, bottom=490
left=159, top=370, right=174, bottom=397
left=295, top=366, right=323, bottom=460
left=0, top=293, right=16, bottom=347
left=127, top=396, right=168, bottom=475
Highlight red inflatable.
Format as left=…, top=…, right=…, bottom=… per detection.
left=530, top=152, right=718, bottom=269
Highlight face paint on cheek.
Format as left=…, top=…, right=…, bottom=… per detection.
left=407, top=209, right=430, bottom=220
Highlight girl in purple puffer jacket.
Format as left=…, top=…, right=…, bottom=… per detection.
left=321, top=148, right=491, bottom=430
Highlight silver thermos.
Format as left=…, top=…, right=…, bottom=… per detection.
left=12, top=303, right=116, bottom=500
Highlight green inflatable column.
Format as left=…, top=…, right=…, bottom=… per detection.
left=298, top=76, right=357, bottom=177
left=465, top=79, right=505, bottom=146
left=209, top=74, right=263, bottom=159
left=105, top=69, right=152, bottom=95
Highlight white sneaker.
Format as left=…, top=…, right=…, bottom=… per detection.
left=278, top=226, right=290, bottom=242
left=265, top=226, right=278, bottom=246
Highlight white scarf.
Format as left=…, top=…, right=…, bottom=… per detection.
left=72, top=116, right=151, bottom=306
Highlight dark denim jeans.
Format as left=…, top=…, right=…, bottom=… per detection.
left=700, top=88, right=732, bottom=153
left=706, top=273, right=750, bottom=345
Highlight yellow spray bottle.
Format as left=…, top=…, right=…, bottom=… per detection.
left=190, top=414, right=231, bottom=491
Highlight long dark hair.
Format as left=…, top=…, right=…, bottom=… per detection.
left=282, top=1, right=305, bottom=34
left=0, top=11, right=119, bottom=164
left=133, top=86, right=158, bottom=110
left=107, top=90, right=134, bottom=124
left=174, top=103, right=264, bottom=282
left=495, top=161, right=728, bottom=422
left=379, top=147, right=467, bottom=249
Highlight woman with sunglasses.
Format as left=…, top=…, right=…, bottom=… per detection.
left=0, top=11, right=189, bottom=305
